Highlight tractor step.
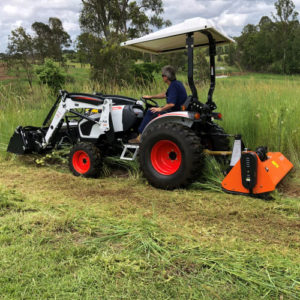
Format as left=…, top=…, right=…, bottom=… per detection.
left=120, top=144, right=139, bottom=161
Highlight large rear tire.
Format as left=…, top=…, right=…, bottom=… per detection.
left=139, top=123, right=203, bottom=189
left=69, top=142, right=102, bottom=178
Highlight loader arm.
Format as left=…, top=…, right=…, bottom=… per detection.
left=43, top=96, right=112, bottom=147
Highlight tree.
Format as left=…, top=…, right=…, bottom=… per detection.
left=273, top=0, right=298, bottom=23
left=32, top=22, right=52, bottom=61
left=256, top=16, right=275, bottom=70
left=76, top=32, right=103, bottom=66
left=194, top=49, right=210, bottom=85
left=236, top=24, right=259, bottom=70
left=79, top=0, right=171, bottom=84
left=235, top=0, right=300, bottom=74
left=272, top=0, right=299, bottom=73
left=80, top=0, right=170, bottom=40
left=32, top=18, right=71, bottom=62
left=7, top=27, right=35, bottom=88
left=225, top=43, right=237, bottom=66
left=153, top=51, right=186, bottom=73
left=49, top=18, right=71, bottom=61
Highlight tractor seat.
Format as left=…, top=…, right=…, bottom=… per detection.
left=68, top=93, right=104, bottom=106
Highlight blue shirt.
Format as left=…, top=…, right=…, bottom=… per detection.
left=166, top=80, right=187, bottom=111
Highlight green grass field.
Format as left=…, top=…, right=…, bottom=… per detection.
left=0, top=66, right=299, bottom=298
left=0, top=161, right=299, bottom=299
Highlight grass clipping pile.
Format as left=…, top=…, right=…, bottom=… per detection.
left=31, top=147, right=227, bottom=190
left=33, top=147, right=141, bottom=179
left=25, top=148, right=290, bottom=196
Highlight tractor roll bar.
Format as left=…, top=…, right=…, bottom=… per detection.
left=201, top=30, right=217, bottom=110
left=186, top=33, right=198, bottom=100
left=185, top=30, right=217, bottom=110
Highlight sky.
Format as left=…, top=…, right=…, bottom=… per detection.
left=1, top=0, right=300, bottom=53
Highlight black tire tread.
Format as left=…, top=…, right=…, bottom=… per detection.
left=139, top=123, right=203, bottom=189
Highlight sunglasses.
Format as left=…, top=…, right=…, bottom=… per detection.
left=162, top=74, right=166, bottom=77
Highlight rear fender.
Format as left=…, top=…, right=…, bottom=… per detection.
left=142, top=111, right=194, bottom=137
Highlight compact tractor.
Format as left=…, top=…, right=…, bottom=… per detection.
left=7, top=18, right=293, bottom=196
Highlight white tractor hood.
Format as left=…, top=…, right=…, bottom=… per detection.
left=121, top=17, right=235, bottom=54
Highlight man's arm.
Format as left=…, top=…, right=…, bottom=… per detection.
left=143, top=92, right=166, bottom=99
left=150, top=103, right=174, bottom=113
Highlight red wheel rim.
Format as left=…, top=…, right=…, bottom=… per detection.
left=72, top=150, right=90, bottom=174
left=150, top=140, right=182, bottom=175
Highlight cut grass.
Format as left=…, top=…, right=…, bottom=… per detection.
left=0, top=159, right=299, bottom=299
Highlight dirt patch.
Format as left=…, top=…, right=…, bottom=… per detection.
left=278, top=180, right=300, bottom=198
left=0, top=64, right=16, bottom=81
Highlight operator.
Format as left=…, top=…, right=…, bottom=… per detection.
left=128, top=65, right=187, bottom=144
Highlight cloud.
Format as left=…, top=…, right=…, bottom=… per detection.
left=3, top=5, right=19, bottom=15
left=162, top=0, right=281, bottom=37
left=0, top=0, right=81, bottom=52
left=1, top=0, right=300, bottom=52
left=164, top=0, right=229, bottom=22
left=216, top=13, right=248, bottom=27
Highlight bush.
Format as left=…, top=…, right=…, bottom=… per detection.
left=35, top=59, right=66, bottom=93
left=90, top=42, right=135, bottom=86
left=130, top=62, right=161, bottom=85
left=89, top=41, right=160, bottom=86
left=268, top=60, right=284, bottom=74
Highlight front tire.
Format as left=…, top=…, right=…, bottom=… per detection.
left=69, top=143, right=102, bottom=178
left=139, top=123, right=203, bottom=189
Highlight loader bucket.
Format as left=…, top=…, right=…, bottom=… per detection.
left=222, top=152, right=293, bottom=195
left=7, top=126, right=44, bottom=154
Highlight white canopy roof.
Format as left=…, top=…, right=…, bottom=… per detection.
left=121, top=17, right=235, bottom=54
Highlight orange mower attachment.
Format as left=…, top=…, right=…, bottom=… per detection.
left=222, top=151, right=293, bottom=195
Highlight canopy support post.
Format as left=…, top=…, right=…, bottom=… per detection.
left=186, top=33, right=198, bottom=100
left=201, top=30, right=217, bottom=110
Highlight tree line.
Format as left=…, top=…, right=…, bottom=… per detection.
left=3, top=0, right=300, bottom=90
left=227, top=0, right=300, bottom=74
left=3, top=0, right=172, bottom=88
left=4, top=17, right=71, bottom=88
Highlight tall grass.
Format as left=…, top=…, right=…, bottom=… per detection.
left=0, top=84, right=52, bottom=152
left=214, top=75, right=300, bottom=168
left=0, top=77, right=166, bottom=154
left=1, top=73, right=299, bottom=169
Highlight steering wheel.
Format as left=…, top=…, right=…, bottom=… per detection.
left=140, top=97, right=159, bottom=108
